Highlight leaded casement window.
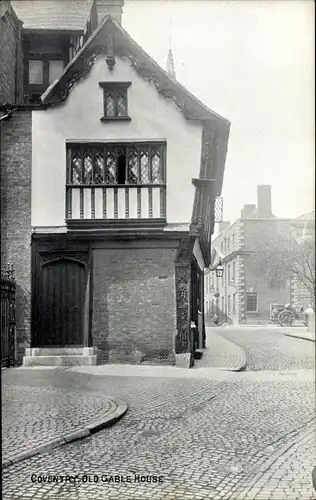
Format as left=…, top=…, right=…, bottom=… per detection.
left=66, top=142, right=167, bottom=222
left=67, top=143, right=166, bottom=186
left=99, top=82, right=131, bottom=121
left=246, top=292, right=258, bottom=312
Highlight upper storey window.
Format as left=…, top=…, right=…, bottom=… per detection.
left=48, top=60, right=64, bottom=84
left=28, top=59, right=64, bottom=85
left=99, top=82, right=131, bottom=121
left=29, top=60, right=43, bottom=84
left=67, top=142, right=165, bottom=186
left=66, top=142, right=167, bottom=222
left=28, top=58, right=65, bottom=104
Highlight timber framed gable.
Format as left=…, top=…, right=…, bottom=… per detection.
left=38, top=15, right=230, bottom=267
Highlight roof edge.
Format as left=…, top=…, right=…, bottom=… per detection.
left=41, top=15, right=230, bottom=128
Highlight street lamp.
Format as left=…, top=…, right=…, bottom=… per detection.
left=215, top=257, right=224, bottom=278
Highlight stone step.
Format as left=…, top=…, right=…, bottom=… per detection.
left=194, top=349, right=203, bottom=360
left=23, top=355, right=97, bottom=367
left=25, top=347, right=95, bottom=357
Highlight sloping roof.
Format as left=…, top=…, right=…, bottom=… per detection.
left=1, top=1, right=20, bottom=24
left=42, top=15, right=230, bottom=130
left=11, top=0, right=92, bottom=31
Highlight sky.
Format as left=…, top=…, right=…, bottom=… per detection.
left=123, top=0, right=315, bottom=222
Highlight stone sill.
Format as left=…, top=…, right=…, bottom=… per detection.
left=100, top=116, right=131, bottom=122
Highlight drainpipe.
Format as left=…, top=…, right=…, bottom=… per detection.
left=0, top=112, right=12, bottom=122
left=0, top=108, right=16, bottom=122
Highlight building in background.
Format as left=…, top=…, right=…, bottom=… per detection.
left=1, top=0, right=230, bottom=367
left=205, top=186, right=314, bottom=325
left=290, top=211, right=315, bottom=310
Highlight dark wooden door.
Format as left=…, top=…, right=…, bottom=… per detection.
left=38, top=259, right=86, bottom=346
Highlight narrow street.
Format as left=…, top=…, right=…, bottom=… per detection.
left=217, top=327, right=314, bottom=372
left=2, top=327, right=315, bottom=500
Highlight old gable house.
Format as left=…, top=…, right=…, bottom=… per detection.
left=1, top=0, right=230, bottom=367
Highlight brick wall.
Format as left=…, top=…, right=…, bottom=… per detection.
left=0, top=6, right=23, bottom=105
left=1, top=111, right=32, bottom=362
left=92, top=244, right=178, bottom=365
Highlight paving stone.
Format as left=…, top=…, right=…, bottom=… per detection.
left=194, top=328, right=246, bottom=371
left=1, top=383, right=121, bottom=464
left=2, top=327, right=315, bottom=499
left=218, top=327, right=314, bottom=371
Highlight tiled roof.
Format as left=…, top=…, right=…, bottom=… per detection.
left=11, top=0, right=93, bottom=31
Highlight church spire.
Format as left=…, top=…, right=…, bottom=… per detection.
left=166, top=47, right=176, bottom=80
left=166, top=19, right=176, bottom=80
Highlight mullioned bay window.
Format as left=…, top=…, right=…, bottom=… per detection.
left=66, top=142, right=166, bottom=221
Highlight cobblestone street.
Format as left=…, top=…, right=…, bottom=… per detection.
left=2, top=327, right=315, bottom=499
left=218, top=327, right=315, bottom=371
left=1, top=384, right=121, bottom=464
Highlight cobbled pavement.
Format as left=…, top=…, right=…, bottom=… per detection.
left=218, top=327, right=314, bottom=371
left=1, top=383, right=116, bottom=464
left=2, top=328, right=315, bottom=500
left=194, top=329, right=246, bottom=371
left=2, top=367, right=315, bottom=499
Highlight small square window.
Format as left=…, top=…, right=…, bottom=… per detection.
left=29, top=60, right=43, bottom=84
left=99, top=82, right=131, bottom=121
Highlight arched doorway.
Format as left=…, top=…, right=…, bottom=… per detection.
left=37, top=259, right=86, bottom=347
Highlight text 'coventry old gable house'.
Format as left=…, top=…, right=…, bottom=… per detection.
left=0, top=0, right=230, bottom=367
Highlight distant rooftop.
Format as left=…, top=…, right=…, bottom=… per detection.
left=11, top=0, right=92, bottom=31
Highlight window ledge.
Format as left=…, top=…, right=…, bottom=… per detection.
left=66, top=218, right=167, bottom=231
left=100, top=116, right=131, bottom=122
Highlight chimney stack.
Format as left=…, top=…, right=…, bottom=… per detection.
left=257, top=185, right=272, bottom=218
left=241, top=204, right=256, bottom=219
left=95, top=0, right=124, bottom=25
